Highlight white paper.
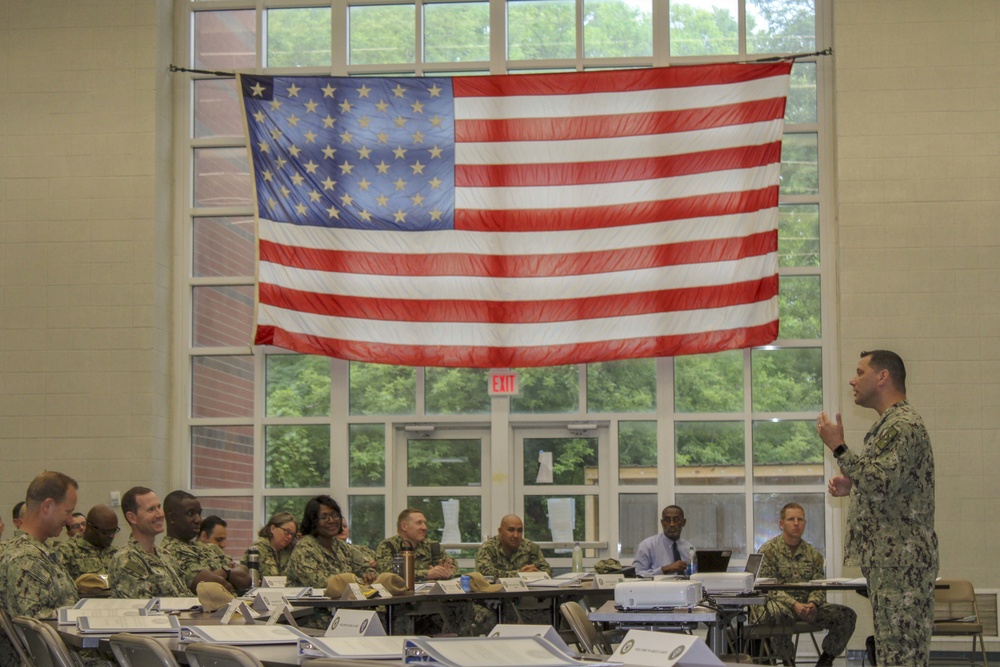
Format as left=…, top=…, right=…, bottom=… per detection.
left=299, top=635, right=415, bottom=659
left=610, top=629, right=722, bottom=667
left=78, top=615, right=180, bottom=634
left=262, top=576, right=287, bottom=587
left=406, top=636, right=613, bottom=667
left=156, top=597, right=202, bottom=611
left=326, top=609, right=386, bottom=637
left=58, top=608, right=140, bottom=625
left=74, top=598, right=151, bottom=610
left=536, top=451, right=554, bottom=484
left=488, top=625, right=571, bottom=654
left=441, top=498, right=461, bottom=546
left=546, top=498, right=575, bottom=551
left=181, top=625, right=302, bottom=644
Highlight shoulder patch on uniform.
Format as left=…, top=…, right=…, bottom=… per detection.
left=874, top=424, right=900, bottom=452
left=123, top=554, right=149, bottom=577
left=23, top=561, right=53, bottom=584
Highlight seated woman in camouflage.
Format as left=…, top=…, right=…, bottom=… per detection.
left=285, top=496, right=378, bottom=589
left=241, top=511, right=298, bottom=577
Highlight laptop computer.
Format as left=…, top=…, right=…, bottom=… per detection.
left=695, top=549, right=732, bottom=573
left=744, top=552, right=764, bottom=579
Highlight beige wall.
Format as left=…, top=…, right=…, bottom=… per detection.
left=0, top=1, right=173, bottom=516
left=1, top=0, right=999, bottom=648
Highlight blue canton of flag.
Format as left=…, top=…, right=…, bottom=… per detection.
left=241, top=75, right=456, bottom=231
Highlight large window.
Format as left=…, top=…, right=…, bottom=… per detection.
left=178, top=0, right=834, bottom=567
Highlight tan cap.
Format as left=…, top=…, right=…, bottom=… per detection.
left=324, top=573, right=360, bottom=598
left=196, top=581, right=235, bottom=612
left=375, top=572, right=408, bottom=596
left=467, top=571, right=503, bottom=593
left=75, top=573, right=109, bottom=596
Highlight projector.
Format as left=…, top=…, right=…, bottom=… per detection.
left=690, top=572, right=755, bottom=593
left=614, top=580, right=703, bottom=609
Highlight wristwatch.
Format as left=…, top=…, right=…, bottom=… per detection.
left=833, top=444, right=848, bottom=458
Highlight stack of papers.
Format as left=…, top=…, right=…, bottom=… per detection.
left=402, top=636, right=621, bottom=667
left=295, top=632, right=418, bottom=659
left=180, top=625, right=302, bottom=644
left=78, top=615, right=181, bottom=634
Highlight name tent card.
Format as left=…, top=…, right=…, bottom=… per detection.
left=424, top=579, right=466, bottom=595
left=262, top=576, right=287, bottom=587
left=516, top=571, right=551, bottom=583
left=610, top=629, right=723, bottom=667
left=499, top=577, right=529, bottom=591
left=371, top=583, right=394, bottom=598
left=325, top=609, right=387, bottom=637
left=592, top=574, right=625, bottom=589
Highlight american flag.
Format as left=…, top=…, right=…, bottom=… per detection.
left=240, top=63, right=792, bottom=368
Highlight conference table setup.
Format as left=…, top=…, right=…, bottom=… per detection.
left=42, top=576, right=884, bottom=667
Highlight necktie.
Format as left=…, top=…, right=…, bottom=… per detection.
left=671, top=540, right=681, bottom=563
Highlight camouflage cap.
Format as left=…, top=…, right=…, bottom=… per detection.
left=593, top=558, right=623, bottom=574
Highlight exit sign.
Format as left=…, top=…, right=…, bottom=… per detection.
left=489, top=370, right=520, bottom=396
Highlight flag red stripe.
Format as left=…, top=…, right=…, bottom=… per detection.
left=452, top=62, right=793, bottom=97
left=455, top=186, right=779, bottom=232
left=260, top=231, right=776, bottom=278
left=255, top=321, right=781, bottom=368
left=455, top=99, right=787, bottom=143
left=257, top=276, right=778, bottom=324
left=455, top=142, right=781, bottom=188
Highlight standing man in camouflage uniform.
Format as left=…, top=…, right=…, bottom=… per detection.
left=160, top=490, right=251, bottom=594
left=0, top=471, right=80, bottom=617
left=754, top=502, right=856, bottom=666
left=108, top=486, right=191, bottom=598
left=818, top=350, right=938, bottom=667
left=476, top=514, right=551, bottom=578
left=57, top=504, right=120, bottom=581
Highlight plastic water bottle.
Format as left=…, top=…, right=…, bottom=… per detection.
left=686, top=546, right=698, bottom=576
left=571, top=542, right=584, bottom=573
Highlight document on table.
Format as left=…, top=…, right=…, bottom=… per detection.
left=809, top=577, right=867, bottom=585
left=73, top=598, right=152, bottom=610
left=58, top=608, right=141, bottom=625
left=296, top=632, right=419, bottom=659
left=155, top=597, right=202, bottom=611
left=78, top=615, right=181, bottom=634
left=180, top=624, right=302, bottom=644
left=402, top=636, right=622, bottom=667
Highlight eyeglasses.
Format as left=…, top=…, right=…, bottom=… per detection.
left=274, top=525, right=297, bottom=536
left=660, top=516, right=685, bottom=524
left=88, top=523, right=121, bottom=537
left=317, top=513, right=342, bottom=523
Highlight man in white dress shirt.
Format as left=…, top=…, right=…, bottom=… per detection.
left=632, top=505, right=695, bottom=577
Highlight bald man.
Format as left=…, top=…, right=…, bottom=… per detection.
left=57, top=504, right=120, bottom=581
left=475, top=514, right=552, bottom=579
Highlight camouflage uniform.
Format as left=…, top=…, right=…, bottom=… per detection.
left=56, top=535, right=118, bottom=579
left=475, top=536, right=552, bottom=624
left=160, top=535, right=230, bottom=589
left=285, top=534, right=377, bottom=589
left=108, top=537, right=191, bottom=598
left=475, top=536, right=552, bottom=579
left=0, top=533, right=78, bottom=617
left=349, top=541, right=378, bottom=569
left=753, top=535, right=856, bottom=662
left=837, top=400, right=938, bottom=667
left=376, top=535, right=493, bottom=636
left=240, top=536, right=294, bottom=577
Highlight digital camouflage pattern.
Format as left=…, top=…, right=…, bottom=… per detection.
left=474, top=535, right=551, bottom=579
left=753, top=535, right=856, bottom=662
left=160, top=535, right=230, bottom=588
left=108, top=537, right=191, bottom=598
left=285, top=534, right=377, bottom=588
left=838, top=400, right=938, bottom=667
left=56, top=535, right=118, bottom=579
left=375, top=535, right=454, bottom=581
left=241, top=535, right=293, bottom=577
left=0, top=533, right=78, bottom=618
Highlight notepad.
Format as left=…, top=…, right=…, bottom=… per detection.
left=77, top=615, right=181, bottom=634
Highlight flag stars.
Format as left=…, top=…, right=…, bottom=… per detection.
left=308, top=189, right=322, bottom=202
left=359, top=209, right=373, bottom=222
left=393, top=177, right=407, bottom=190
left=357, top=177, right=372, bottom=191
left=393, top=209, right=407, bottom=223
left=304, top=99, right=319, bottom=113
left=322, top=84, right=337, bottom=98
left=411, top=130, right=425, bottom=144
left=339, top=160, right=355, bottom=175
left=287, top=114, right=301, bottom=127
left=340, top=193, right=355, bottom=207
left=411, top=192, right=426, bottom=206
left=393, top=146, right=407, bottom=159
left=274, top=157, right=288, bottom=170
left=291, top=173, right=305, bottom=186
left=267, top=197, right=278, bottom=209
left=375, top=194, right=390, bottom=207
left=269, top=99, right=282, bottom=111
left=375, top=99, right=390, bottom=113
left=286, top=83, right=301, bottom=97
left=429, top=207, right=443, bottom=221
left=376, top=131, right=390, bottom=144
left=357, top=84, right=372, bottom=98
left=261, top=169, right=273, bottom=181
left=322, top=145, right=337, bottom=159
left=289, top=145, right=302, bottom=158
left=357, top=146, right=372, bottom=160
left=270, top=128, right=283, bottom=140
left=303, top=130, right=318, bottom=143
left=250, top=82, right=266, bottom=97
left=295, top=202, right=307, bottom=215
left=326, top=204, right=340, bottom=219
left=429, top=115, right=443, bottom=127
left=392, top=84, right=406, bottom=98
left=257, top=141, right=270, bottom=153
left=393, top=116, right=407, bottom=128
left=303, top=160, right=319, bottom=174
left=339, top=129, right=354, bottom=144
left=428, top=146, right=443, bottom=159
left=322, top=115, right=336, bottom=128
left=358, top=116, right=371, bottom=129
left=410, top=100, right=425, bottom=114
left=428, top=176, right=443, bottom=189
left=428, top=84, right=442, bottom=97
left=321, top=176, right=337, bottom=190
left=410, top=160, right=426, bottom=175
left=280, top=186, right=291, bottom=198
left=339, top=99, right=354, bottom=114
left=375, top=161, right=390, bottom=175
left=253, top=111, right=266, bottom=123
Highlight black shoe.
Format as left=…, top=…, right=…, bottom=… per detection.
left=815, top=653, right=835, bottom=667
left=865, top=635, right=877, bottom=666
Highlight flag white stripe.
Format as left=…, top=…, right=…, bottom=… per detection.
left=258, top=208, right=778, bottom=255
left=454, top=121, right=784, bottom=165
left=454, top=76, right=791, bottom=120
left=258, top=300, right=778, bottom=347
left=454, top=165, right=780, bottom=210
left=259, top=253, right=777, bottom=301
